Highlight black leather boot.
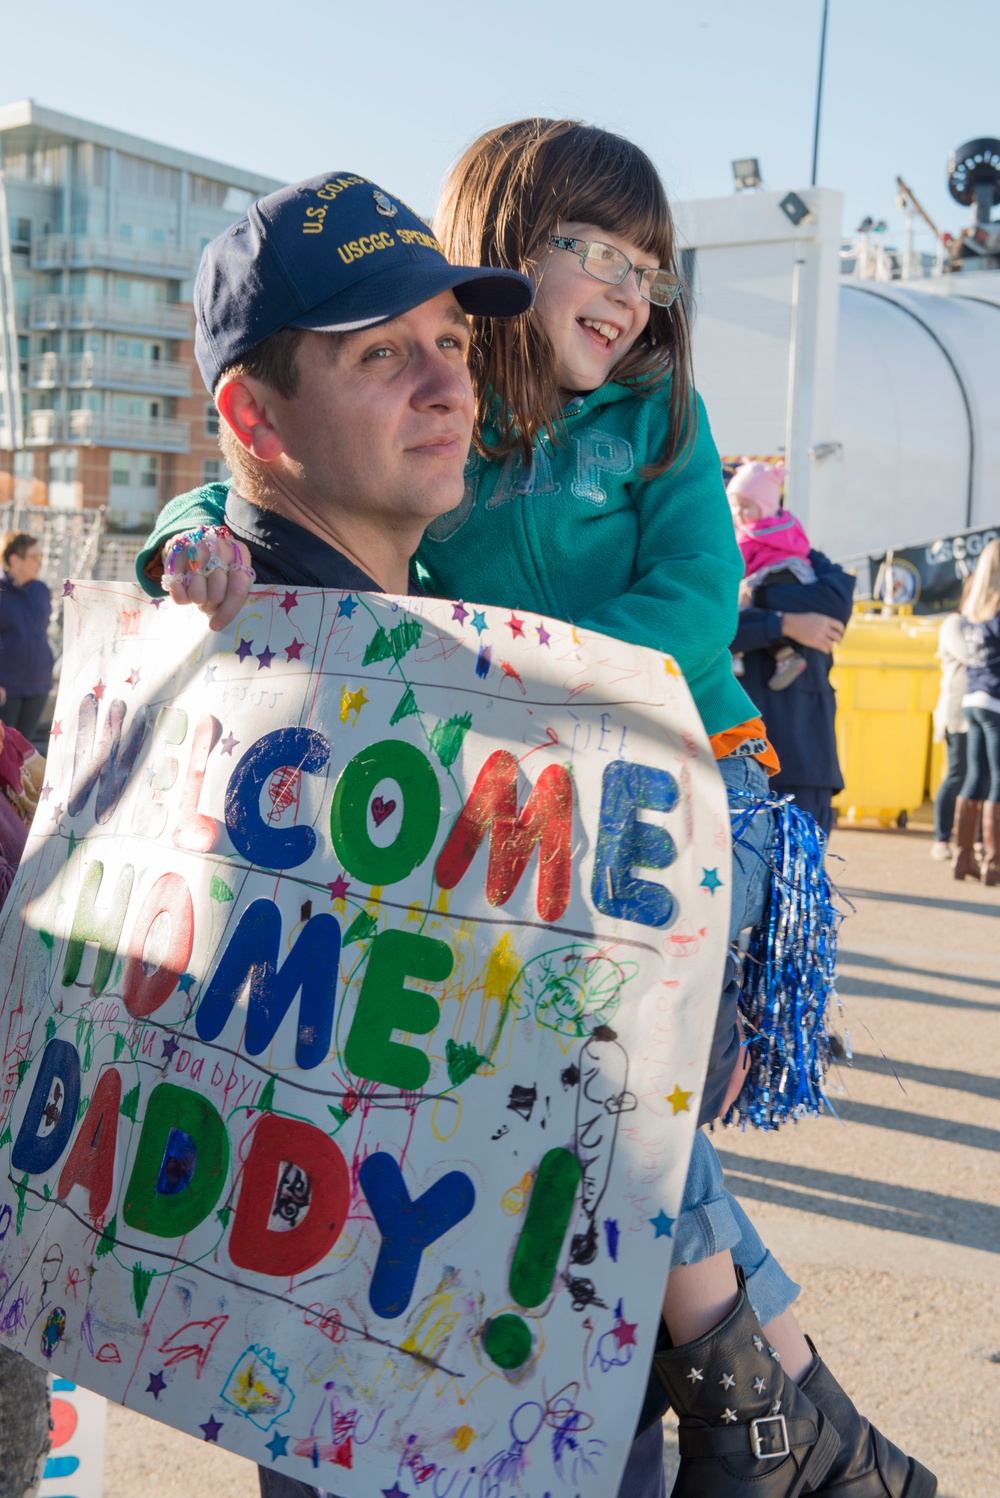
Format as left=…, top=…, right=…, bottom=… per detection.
left=652, top=1272, right=840, bottom=1496
left=799, top=1345, right=937, bottom=1496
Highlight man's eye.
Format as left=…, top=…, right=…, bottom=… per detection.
left=438, top=335, right=465, bottom=350
left=363, top=346, right=393, bottom=362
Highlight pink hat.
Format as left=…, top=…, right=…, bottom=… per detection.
left=726, top=459, right=786, bottom=519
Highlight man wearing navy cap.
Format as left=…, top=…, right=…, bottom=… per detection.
left=134, top=173, right=530, bottom=1498
left=137, top=171, right=531, bottom=610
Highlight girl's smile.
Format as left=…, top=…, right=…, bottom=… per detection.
left=532, top=220, right=657, bottom=395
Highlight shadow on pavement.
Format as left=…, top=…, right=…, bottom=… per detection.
left=838, top=948, right=998, bottom=993
left=845, top=1051, right=1000, bottom=1103
left=840, top=885, right=1000, bottom=919
left=835, top=973, right=1000, bottom=1013
left=825, top=1099, right=1000, bottom=1154
left=717, top=1151, right=1000, bottom=1255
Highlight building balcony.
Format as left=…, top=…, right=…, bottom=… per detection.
left=27, top=296, right=65, bottom=330
left=31, top=234, right=194, bottom=278
left=27, top=352, right=62, bottom=388
left=25, top=409, right=190, bottom=453
left=27, top=296, right=192, bottom=338
left=26, top=352, right=191, bottom=396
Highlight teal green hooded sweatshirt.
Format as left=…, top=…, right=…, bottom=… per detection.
left=135, top=379, right=756, bottom=738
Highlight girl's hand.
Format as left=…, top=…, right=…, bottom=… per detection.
left=161, top=526, right=255, bottom=633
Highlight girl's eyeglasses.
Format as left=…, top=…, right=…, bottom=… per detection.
left=548, top=236, right=682, bottom=308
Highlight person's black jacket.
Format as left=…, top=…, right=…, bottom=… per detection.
left=732, top=550, right=855, bottom=791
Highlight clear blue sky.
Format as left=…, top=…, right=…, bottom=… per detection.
left=1, top=0, right=990, bottom=255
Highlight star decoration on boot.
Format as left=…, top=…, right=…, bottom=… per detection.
left=686, top=1367, right=704, bottom=1383
left=769, top=1346, right=781, bottom=1361
left=719, top=1372, right=735, bottom=1389
left=771, top=1399, right=782, bottom=1415
left=753, top=1336, right=764, bottom=1351
left=721, top=1408, right=738, bottom=1424
left=753, top=1377, right=766, bottom=1394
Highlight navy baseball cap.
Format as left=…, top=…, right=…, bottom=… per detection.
left=194, top=171, right=533, bottom=391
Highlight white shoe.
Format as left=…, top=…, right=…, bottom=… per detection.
left=930, top=841, right=951, bottom=861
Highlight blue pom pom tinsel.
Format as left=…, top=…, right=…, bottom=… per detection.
left=726, top=795, right=843, bottom=1130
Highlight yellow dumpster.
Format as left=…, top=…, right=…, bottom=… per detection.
left=831, top=605, right=942, bottom=826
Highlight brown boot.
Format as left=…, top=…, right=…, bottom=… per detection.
left=981, top=802, right=1000, bottom=886
left=951, top=798, right=982, bottom=880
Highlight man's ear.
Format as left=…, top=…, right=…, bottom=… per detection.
left=216, top=377, right=286, bottom=461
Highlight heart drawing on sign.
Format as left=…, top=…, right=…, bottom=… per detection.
left=371, top=796, right=397, bottom=827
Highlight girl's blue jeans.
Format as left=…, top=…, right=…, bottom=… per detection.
left=614, top=753, right=802, bottom=1498
left=672, top=753, right=799, bottom=1329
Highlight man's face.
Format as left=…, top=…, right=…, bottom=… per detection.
left=270, top=292, right=474, bottom=533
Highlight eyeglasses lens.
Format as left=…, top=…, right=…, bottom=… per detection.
left=582, top=242, right=630, bottom=284
left=641, top=271, right=681, bottom=307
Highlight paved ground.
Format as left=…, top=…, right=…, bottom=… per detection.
left=100, top=825, right=998, bottom=1497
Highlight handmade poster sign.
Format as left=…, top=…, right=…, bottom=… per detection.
left=0, top=582, right=730, bottom=1497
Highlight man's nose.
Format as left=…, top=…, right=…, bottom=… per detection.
left=413, top=345, right=472, bottom=412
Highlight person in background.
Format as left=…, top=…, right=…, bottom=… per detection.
left=956, top=538, right=1000, bottom=885
left=931, top=585, right=970, bottom=862
left=730, top=544, right=855, bottom=837
left=0, top=532, right=55, bottom=745
left=727, top=459, right=814, bottom=690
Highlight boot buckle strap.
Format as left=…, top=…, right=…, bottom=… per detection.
left=750, top=1414, right=790, bottom=1460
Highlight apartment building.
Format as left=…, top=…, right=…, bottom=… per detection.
left=0, top=101, right=283, bottom=528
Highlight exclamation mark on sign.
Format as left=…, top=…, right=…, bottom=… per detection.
left=484, top=1146, right=582, bottom=1370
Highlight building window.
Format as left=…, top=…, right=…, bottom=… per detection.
left=78, top=144, right=109, bottom=188
left=139, top=455, right=160, bottom=488
left=118, top=154, right=179, bottom=200
left=119, top=223, right=133, bottom=241
left=203, top=459, right=229, bottom=484
left=190, top=176, right=228, bottom=209
left=13, top=218, right=31, bottom=245
left=109, top=452, right=131, bottom=487
left=13, top=452, right=34, bottom=481
left=50, top=449, right=79, bottom=485
left=205, top=404, right=220, bottom=438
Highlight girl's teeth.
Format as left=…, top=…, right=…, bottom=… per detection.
left=581, top=318, right=619, bottom=340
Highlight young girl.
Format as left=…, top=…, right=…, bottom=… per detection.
left=136, top=121, right=934, bottom=1498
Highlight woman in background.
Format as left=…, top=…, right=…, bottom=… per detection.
left=956, top=539, right=1000, bottom=885
left=0, top=532, right=54, bottom=745
left=931, top=586, right=970, bottom=862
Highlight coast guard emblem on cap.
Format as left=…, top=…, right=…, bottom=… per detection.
left=373, top=190, right=398, bottom=218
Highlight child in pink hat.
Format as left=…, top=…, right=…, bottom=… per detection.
left=727, top=459, right=815, bottom=689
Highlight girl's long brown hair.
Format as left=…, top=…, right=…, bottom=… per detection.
left=436, top=117, right=696, bottom=476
